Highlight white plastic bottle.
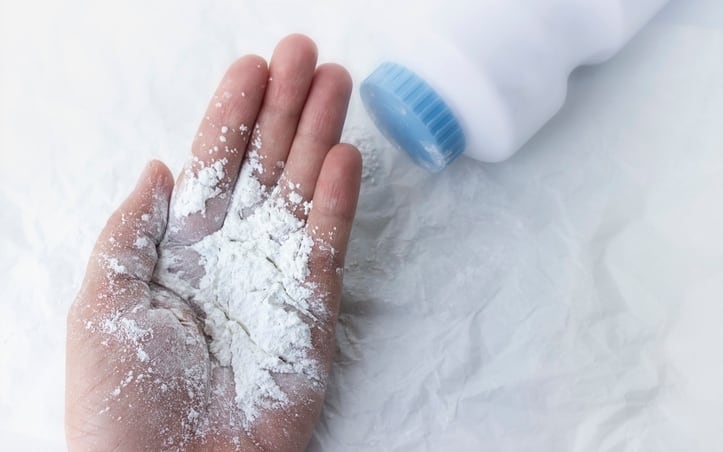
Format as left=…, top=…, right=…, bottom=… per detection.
left=360, top=0, right=670, bottom=172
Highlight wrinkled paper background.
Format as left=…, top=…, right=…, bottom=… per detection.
left=1, top=0, right=721, bottom=450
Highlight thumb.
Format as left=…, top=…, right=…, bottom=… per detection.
left=73, top=160, right=174, bottom=318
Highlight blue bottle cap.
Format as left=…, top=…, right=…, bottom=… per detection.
left=361, top=62, right=466, bottom=172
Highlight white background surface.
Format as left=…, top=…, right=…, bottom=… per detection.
left=1, top=0, right=722, bottom=450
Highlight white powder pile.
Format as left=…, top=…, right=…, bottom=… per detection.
left=172, top=157, right=228, bottom=218
left=154, top=127, right=326, bottom=426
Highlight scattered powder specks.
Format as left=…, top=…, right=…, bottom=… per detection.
left=344, top=123, right=381, bottom=184
left=172, top=158, right=228, bottom=218
left=134, top=236, right=150, bottom=249
left=136, top=348, right=149, bottom=362
left=250, top=124, right=262, bottom=153
left=288, top=191, right=303, bottom=205
left=105, top=256, right=127, bottom=274
left=100, top=316, right=150, bottom=342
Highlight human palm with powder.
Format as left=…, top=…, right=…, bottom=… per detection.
left=66, top=35, right=362, bottom=451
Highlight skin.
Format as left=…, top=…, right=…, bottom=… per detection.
left=66, top=34, right=362, bottom=451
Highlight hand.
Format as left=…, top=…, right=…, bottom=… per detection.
left=66, top=34, right=361, bottom=451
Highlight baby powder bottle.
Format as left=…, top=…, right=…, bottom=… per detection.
left=360, top=0, right=670, bottom=172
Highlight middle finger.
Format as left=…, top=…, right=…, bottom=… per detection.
left=248, top=34, right=318, bottom=187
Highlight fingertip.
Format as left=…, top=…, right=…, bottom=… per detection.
left=226, top=54, right=269, bottom=79
left=276, top=33, right=318, bottom=61
left=147, top=159, right=174, bottom=188
left=315, top=63, right=353, bottom=97
left=329, top=143, right=362, bottom=183
left=269, top=34, right=319, bottom=83
left=336, top=142, right=363, bottom=173
left=136, top=160, right=174, bottom=200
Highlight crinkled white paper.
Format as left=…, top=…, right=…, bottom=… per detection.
left=0, top=1, right=721, bottom=450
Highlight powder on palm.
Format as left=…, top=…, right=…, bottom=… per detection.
left=154, top=129, right=325, bottom=425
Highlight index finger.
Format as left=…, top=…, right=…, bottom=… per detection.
left=166, top=55, right=269, bottom=244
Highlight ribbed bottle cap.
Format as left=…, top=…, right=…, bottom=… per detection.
left=361, top=62, right=466, bottom=172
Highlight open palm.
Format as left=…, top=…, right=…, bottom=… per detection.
left=66, top=35, right=361, bottom=451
